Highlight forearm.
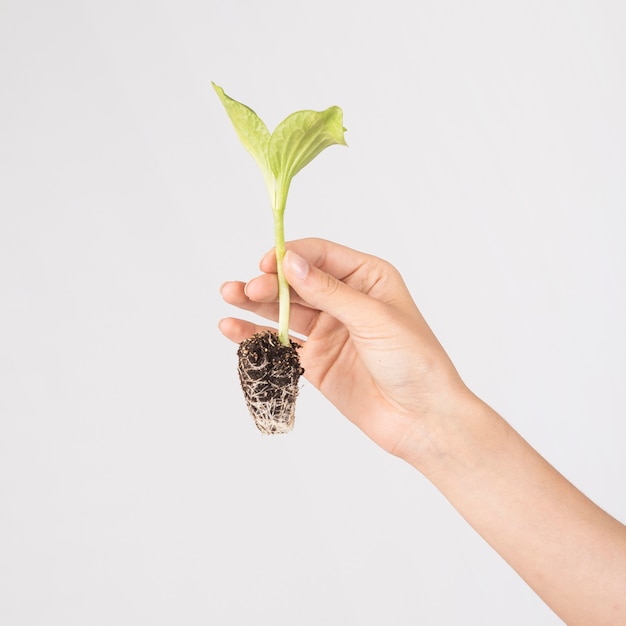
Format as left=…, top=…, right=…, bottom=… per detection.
left=404, top=393, right=626, bottom=626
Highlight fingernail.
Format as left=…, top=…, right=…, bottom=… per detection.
left=284, top=250, right=309, bottom=280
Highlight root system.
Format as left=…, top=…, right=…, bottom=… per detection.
left=237, top=330, right=304, bottom=434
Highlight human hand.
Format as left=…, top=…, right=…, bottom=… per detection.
left=219, top=238, right=470, bottom=462
left=220, top=239, right=626, bottom=625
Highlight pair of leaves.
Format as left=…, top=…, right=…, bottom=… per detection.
left=212, top=83, right=347, bottom=210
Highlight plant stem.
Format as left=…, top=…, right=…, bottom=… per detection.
left=273, top=178, right=291, bottom=346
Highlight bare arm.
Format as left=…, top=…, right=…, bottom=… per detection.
left=219, top=238, right=626, bottom=625
left=412, top=395, right=626, bottom=626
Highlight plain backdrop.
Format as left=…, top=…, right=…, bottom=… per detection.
left=1, top=1, right=625, bottom=624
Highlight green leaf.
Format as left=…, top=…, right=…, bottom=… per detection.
left=268, top=106, right=347, bottom=183
left=212, top=83, right=273, bottom=194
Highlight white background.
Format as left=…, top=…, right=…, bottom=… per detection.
left=1, top=1, right=625, bottom=624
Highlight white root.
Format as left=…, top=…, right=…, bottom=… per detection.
left=237, top=331, right=303, bottom=434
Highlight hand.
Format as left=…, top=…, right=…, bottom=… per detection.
left=219, top=238, right=470, bottom=461
left=220, top=238, right=626, bottom=625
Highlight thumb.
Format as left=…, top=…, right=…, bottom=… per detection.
left=283, top=250, right=386, bottom=329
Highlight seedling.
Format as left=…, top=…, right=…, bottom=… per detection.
left=213, top=83, right=347, bottom=433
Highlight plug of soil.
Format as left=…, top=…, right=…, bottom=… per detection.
left=237, top=330, right=304, bottom=434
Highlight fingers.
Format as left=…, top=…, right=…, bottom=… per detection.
left=242, top=273, right=308, bottom=308
left=260, top=238, right=415, bottom=311
left=226, top=274, right=314, bottom=309
left=259, top=238, right=372, bottom=281
left=282, top=249, right=390, bottom=334
left=219, top=280, right=279, bottom=319
left=218, top=317, right=304, bottom=346
left=220, top=281, right=319, bottom=336
left=220, top=238, right=416, bottom=340
left=218, top=317, right=269, bottom=343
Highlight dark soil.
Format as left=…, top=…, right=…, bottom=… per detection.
left=237, top=330, right=304, bottom=434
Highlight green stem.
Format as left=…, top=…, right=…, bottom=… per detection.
left=274, top=178, right=291, bottom=346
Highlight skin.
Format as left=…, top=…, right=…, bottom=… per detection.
left=219, top=237, right=626, bottom=625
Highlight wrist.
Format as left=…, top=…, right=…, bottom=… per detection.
left=397, top=388, right=504, bottom=480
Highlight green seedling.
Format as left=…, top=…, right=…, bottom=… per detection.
left=213, top=83, right=347, bottom=433
left=213, top=82, right=347, bottom=346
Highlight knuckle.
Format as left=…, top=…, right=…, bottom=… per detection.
left=320, top=270, right=342, bottom=297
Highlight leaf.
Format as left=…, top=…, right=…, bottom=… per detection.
left=213, top=83, right=347, bottom=215
left=212, top=83, right=273, bottom=193
left=268, top=106, right=347, bottom=183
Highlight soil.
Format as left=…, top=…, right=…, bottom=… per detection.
left=237, top=330, right=304, bottom=434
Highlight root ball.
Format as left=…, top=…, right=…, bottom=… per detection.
left=237, top=330, right=304, bottom=434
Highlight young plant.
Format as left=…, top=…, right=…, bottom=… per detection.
left=213, top=82, right=347, bottom=434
